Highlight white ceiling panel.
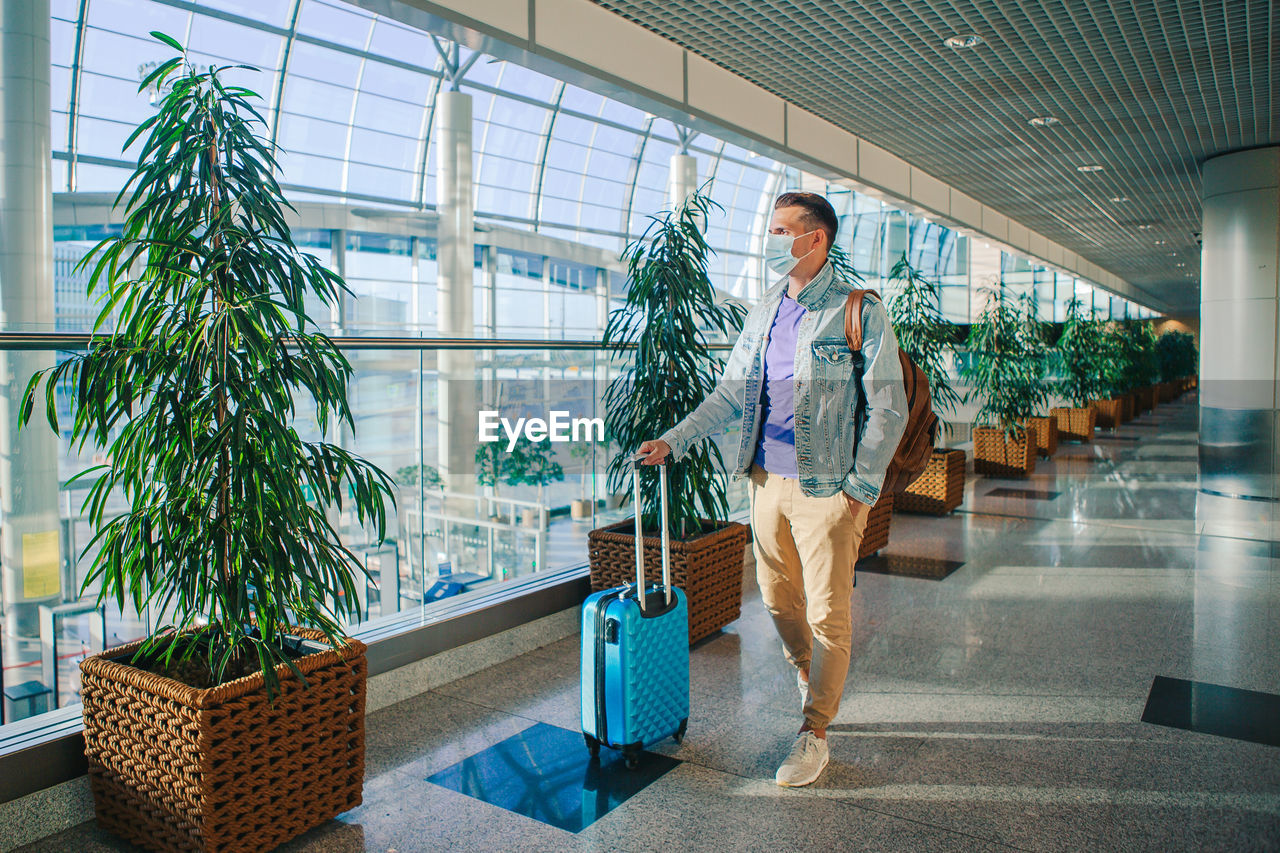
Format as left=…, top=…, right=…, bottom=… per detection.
left=589, top=0, right=1277, bottom=313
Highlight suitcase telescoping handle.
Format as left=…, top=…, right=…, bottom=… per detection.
left=630, top=455, right=673, bottom=612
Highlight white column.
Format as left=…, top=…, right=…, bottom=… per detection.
left=595, top=266, right=609, bottom=337
left=435, top=90, right=476, bottom=491
left=1197, top=146, right=1279, bottom=539
left=541, top=254, right=552, bottom=337
left=1194, top=145, right=1278, bottom=684
left=482, top=243, right=497, bottom=337
left=668, top=153, right=697, bottom=209
left=0, top=0, right=62, bottom=642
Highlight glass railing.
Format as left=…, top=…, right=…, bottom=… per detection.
left=0, top=334, right=744, bottom=727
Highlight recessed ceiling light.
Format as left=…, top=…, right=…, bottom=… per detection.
left=1167, top=251, right=1177, bottom=256
left=1028, top=116, right=1059, bottom=127
left=1076, top=164, right=1104, bottom=172
left=1109, top=195, right=1130, bottom=202
left=1137, top=224, right=1155, bottom=231
left=945, top=34, right=983, bottom=49
left=1154, top=240, right=1168, bottom=245
left=1175, top=263, right=1186, bottom=267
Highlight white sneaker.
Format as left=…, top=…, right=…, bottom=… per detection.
left=775, top=731, right=829, bottom=787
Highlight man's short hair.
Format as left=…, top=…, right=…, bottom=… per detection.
left=774, top=192, right=839, bottom=246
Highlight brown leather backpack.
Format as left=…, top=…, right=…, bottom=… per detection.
left=844, top=289, right=939, bottom=494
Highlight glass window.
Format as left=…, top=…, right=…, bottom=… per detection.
left=296, top=0, right=375, bottom=50
left=187, top=15, right=282, bottom=70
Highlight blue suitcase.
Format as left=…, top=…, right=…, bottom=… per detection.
left=581, top=459, right=689, bottom=768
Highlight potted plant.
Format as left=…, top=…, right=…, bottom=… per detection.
left=475, top=441, right=510, bottom=521
left=1051, top=297, right=1102, bottom=442
left=1017, top=292, right=1059, bottom=458
left=1092, top=321, right=1130, bottom=429
left=593, top=428, right=628, bottom=509
left=1126, top=320, right=1161, bottom=412
left=396, top=463, right=443, bottom=491
left=1157, top=329, right=1197, bottom=398
left=962, top=284, right=1048, bottom=477
left=881, top=253, right=965, bottom=516
left=569, top=441, right=595, bottom=519
left=507, top=436, right=564, bottom=528
left=590, top=188, right=750, bottom=645
left=21, top=37, right=394, bottom=853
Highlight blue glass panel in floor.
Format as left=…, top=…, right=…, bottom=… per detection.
left=426, top=722, right=680, bottom=832
left=1141, top=676, right=1280, bottom=748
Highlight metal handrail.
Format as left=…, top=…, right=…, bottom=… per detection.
left=0, top=332, right=735, bottom=351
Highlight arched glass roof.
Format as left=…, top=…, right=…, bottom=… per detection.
left=47, top=0, right=1161, bottom=319
left=50, top=0, right=784, bottom=297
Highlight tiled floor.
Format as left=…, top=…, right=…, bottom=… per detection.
left=20, top=393, right=1280, bottom=851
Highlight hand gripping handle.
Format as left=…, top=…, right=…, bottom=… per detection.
left=631, top=455, right=673, bottom=613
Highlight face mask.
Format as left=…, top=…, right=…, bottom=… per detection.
left=764, top=230, right=817, bottom=276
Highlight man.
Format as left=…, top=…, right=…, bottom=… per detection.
left=637, top=191, right=907, bottom=787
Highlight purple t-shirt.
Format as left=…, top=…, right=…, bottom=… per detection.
left=754, top=293, right=806, bottom=478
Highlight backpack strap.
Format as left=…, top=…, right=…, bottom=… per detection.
left=843, top=288, right=881, bottom=353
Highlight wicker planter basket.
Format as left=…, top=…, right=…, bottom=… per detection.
left=1051, top=406, right=1095, bottom=443
left=857, top=492, right=894, bottom=559
left=1027, top=416, right=1058, bottom=458
left=972, top=427, right=1036, bottom=477
left=897, top=448, right=966, bottom=515
left=1135, top=386, right=1156, bottom=413
left=1120, top=393, right=1135, bottom=422
left=589, top=518, right=749, bottom=644
left=1093, top=398, right=1124, bottom=430
left=81, top=628, right=366, bottom=853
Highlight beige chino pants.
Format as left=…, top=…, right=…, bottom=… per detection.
left=748, top=464, right=871, bottom=730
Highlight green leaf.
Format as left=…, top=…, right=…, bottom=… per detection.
left=150, top=31, right=185, bottom=53
left=28, top=47, right=395, bottom=701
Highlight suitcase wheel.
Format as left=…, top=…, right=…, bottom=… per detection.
left=584, top=734, right=600, bottom=759
left=623, top=749, right=640, bottom=770
left=673, top=719, right=688, bottom=745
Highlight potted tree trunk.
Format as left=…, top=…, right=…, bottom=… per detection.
left=962, top=284, right=1048, bottom=477
left=590, top=188, right=750, bottom=645
left=21, top=37, right=394, bottom=853
left=1051, top=298, right=1102, bottom=442
left=882, top=253, right=965, bottom=516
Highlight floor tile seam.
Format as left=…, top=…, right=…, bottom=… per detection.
left=841, top=688, right=1153, bottom=700
left=856, top=624, right=1197, bottom=652
left=818, top=796, right=1038, bottom=852
left=421, top=687, right=562, bottom=730
left=950, top=509, right=1161, bottom=529
left=822, top=752, right=1154, bottom=841
left=597, top=746, right=1023, bottom=852
left=953, top=510, right=1247, bottom=543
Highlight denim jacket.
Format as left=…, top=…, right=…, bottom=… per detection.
left=658, top=259, right=907, bottom=505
